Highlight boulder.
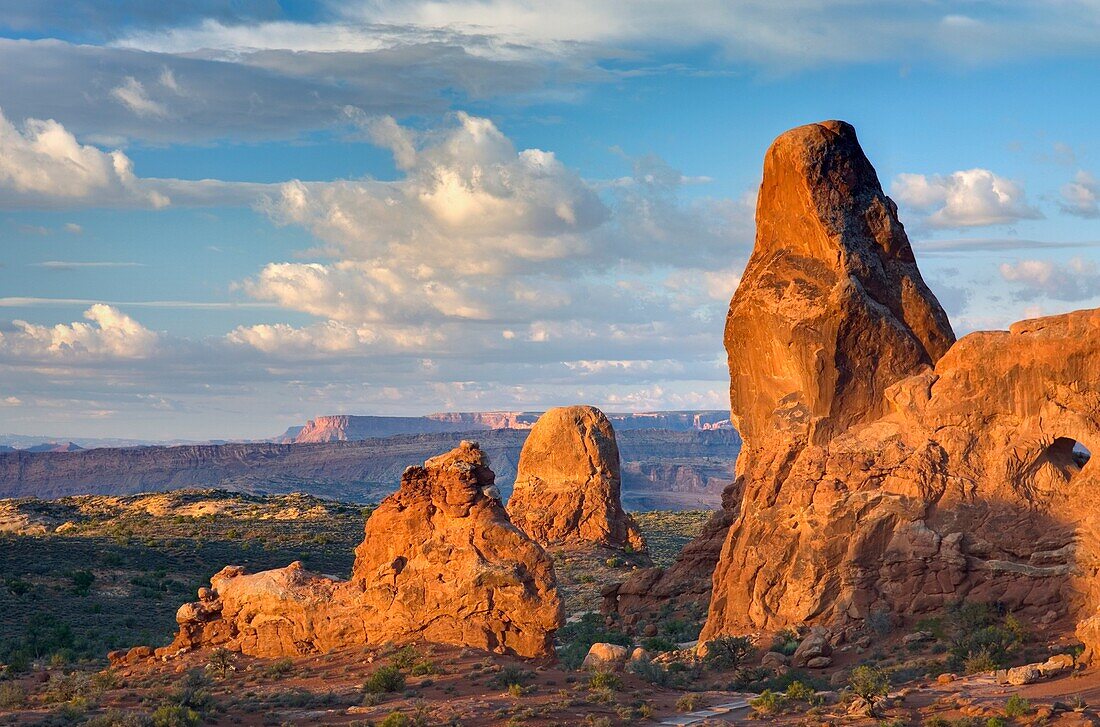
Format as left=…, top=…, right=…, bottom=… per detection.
left=791, top=627, right=831, bottom=667
left=760, top=651, right=789, bottom=668
left=805, top=656, right=833, bottom=669
left=507, top=406, right=648, bottom=554
left=1005, top=665, right=1042, bottom=686
left=582, top=642, right=631, bottom=670
left=629, top=647, right=651, bottom=663
left=168, top=441, right=562, bottom=659
left=903, top=631, right=934, bottom=645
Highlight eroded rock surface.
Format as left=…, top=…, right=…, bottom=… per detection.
left=167, top=441, right=562, bottom=659
left=608, top=120, right=1100, bottom=658
left=507, top=406, right=647, bottom=554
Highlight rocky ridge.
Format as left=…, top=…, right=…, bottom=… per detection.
left=152, top=441, right=562, bottom=661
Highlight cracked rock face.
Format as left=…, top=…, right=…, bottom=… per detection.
left=168, top=441, right=563, bottom=659
left=506, top=406, right=648, bottom=554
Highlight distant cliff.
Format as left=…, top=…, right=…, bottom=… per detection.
left=0, top=429, right=740, bottom=509
left=287, top=410, right=731, bottom=443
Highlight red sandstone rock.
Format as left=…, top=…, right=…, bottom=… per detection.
left=699, top=122, right=1100, bottom=653
left=169, top=441, right=562, bottom=659
left=608, top=120, right=1100, bottom=661
left=507, top=406, right=647, bottom=554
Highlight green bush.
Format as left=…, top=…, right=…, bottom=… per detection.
left=639, top=636, right=678, bottom=653
left=1004, top=694, right=1031, bottom=718
left=784, top=680, right=816, bottom=703
left=0, top=681, right=26, bottom=708
left=749, top=689, right=784, bottom=714
left=769, top=628, right=800, bottom=656
left=364, top=665, right=406, bottom=694
left=588, top=670, right=622, bottom=691
left=379, top=711, right=411, bottom=727
left=491, top=665, right=533, bottom=689
left=151, top=704, right=201, bottom=727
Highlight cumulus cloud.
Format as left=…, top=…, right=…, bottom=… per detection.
left=238, top=111, right=756, bottom=369
left=0, top=109, right=278, bottom=209
left=891, top=169, right=1042, bottom=228
left=0, top=305, right=159, bottom=359
left=0, top=108, right=169, bottom=208
left=1060, top=171, right=1099, bottom=219
left=999, top=257, right=1100, bottom=301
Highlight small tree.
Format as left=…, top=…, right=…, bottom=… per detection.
left=703, top=635, right=753, bottom=671
left=848, top=664, right=890, bottom=717
left=206, top=648, right=234, bottom=679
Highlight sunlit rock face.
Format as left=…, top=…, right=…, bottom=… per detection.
left=704, top=121, right=1100, bottom=651
left=608, top=121, right=1100, bottom=658
left=507, top=405, right=648, bottom=554
left=166, top=441, right=563, bottom=660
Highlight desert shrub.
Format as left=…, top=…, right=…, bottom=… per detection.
left=364, top=665, right=406, bottom=694
left=42, top=670, right=94, bottom=703
left=627, top=659, right=681, bottom=688
left=639, top=635, right=678, bottom=653
left=750, top=689, right=784, bottom=714
left=784, top=680, right=817, bottom=703
left=84, top=709, right=150, bottom=727
left=389, top=645, right=419, bottom=669
left=676, top=693, right=700, bottom=712
left=770, top=628, right=800, bottom=656
left=962, top=649, right=999, bottom=675
left=703, top=635, right=753, bottom=671
left=848, top=664, right=890, bottom=717
left=69, top=570, right=95, bottom=596
left=151, top=704, right=201, bottom=727
left=986, top=717, right=1007, bottom=727
left=1004, top=694, right=1031, bottom=718
left=507, top=683, right=525, bottom=697
left=263, top=657, right=294, bottom=678
left=0, top=681, right=26, bottom=708
left=588, top=670, right=621, bottom=691
left=409, top=659, right=438, bottom=676
left=867, top=606, right=893, bottom=636
left=942, top=601, right=1021, bottom=672
left=491, top=665, right=533, bottom=689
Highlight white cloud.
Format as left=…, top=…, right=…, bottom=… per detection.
left=110, top=76, right=168, bottom=118
left=0, top=108, right=169, bottom=209
left=0, top=305, right=160, bottom=360
left=1, top=396, right=22, bottom=407
left=891, top=169, right=1042, bottom=228
left=1060, top=170, right=1099, bottom=219
left=266, top=112, right=607, bottom=275
left=117, top=2, right=1100, bottom=70
left=63, top=222, right=83, bottom=234
left=999, top=257, right=1100, bottom=301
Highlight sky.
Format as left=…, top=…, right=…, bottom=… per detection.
left=1, top=1, right=1099, bottom=440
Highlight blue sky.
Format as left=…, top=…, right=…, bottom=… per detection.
left=0, top=1, right=1098, bottom=439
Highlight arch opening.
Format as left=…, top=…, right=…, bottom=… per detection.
left=1048, top=436, right=1091, bottom=477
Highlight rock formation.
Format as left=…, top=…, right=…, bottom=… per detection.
left=163, top=441, right=562, bottom=660
left=607, top=120, right=1100, bottom=658
left=507, top=406, right=648, bottom=554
